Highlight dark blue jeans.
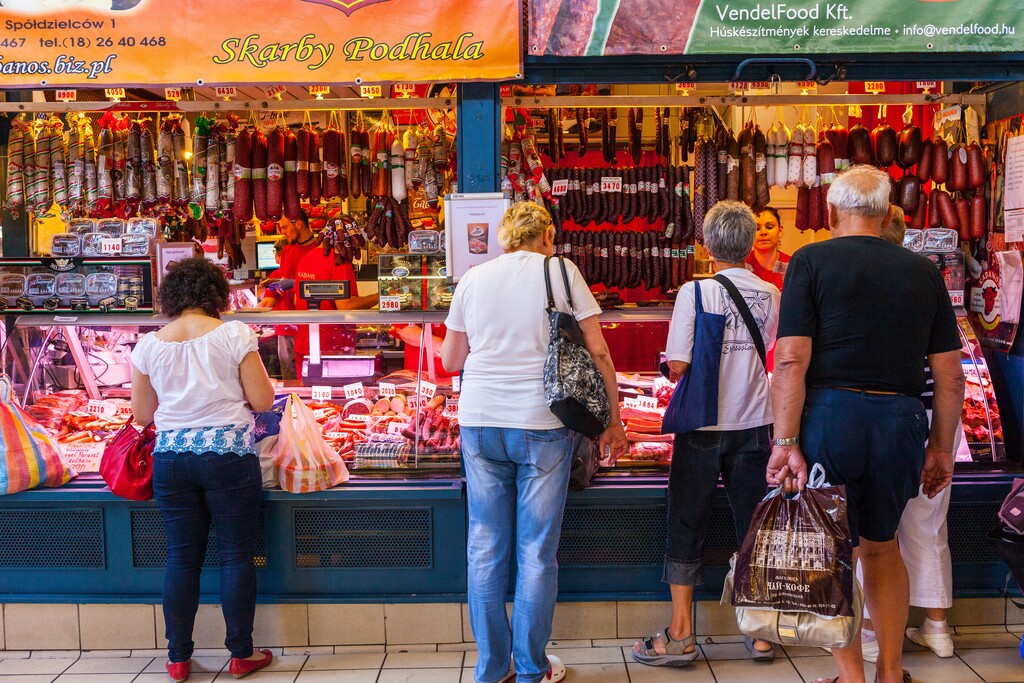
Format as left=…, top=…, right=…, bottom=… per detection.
left=153, top=451, right=262, bottom=663
left=664, top=426, right=771, bottom=586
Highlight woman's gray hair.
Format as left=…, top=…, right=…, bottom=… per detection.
left=828, top=165, right=892, bottom=219
left=703, top=201, right=756, bottom=263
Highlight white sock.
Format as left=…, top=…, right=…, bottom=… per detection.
left=920, top=617, right=949, bottom=634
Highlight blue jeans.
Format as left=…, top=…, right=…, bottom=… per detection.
left=462, top=426, right=573, bottom=683
left=664, top=426, right=771, bottom=586
left=152, top=451, right=262, bottom=663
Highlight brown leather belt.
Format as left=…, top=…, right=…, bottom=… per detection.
left=835, top=387, right=901, bottom=396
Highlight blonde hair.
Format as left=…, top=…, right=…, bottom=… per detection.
left=497, top=201, right=552, bottom=251
left=881, top=205, right=907, bottom=245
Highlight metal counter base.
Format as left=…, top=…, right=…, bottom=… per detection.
left=0, top=470, right=1018, bottom=603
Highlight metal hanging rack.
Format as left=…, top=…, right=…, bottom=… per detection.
left=501, top=93, right=986, bottom=109
left=0, top=97, right=451, bottom=114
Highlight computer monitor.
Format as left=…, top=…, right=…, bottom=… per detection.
left=256, top=241, right=280, bottom=271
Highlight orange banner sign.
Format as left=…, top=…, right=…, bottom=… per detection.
left=0, top=0, right=521, bottom=88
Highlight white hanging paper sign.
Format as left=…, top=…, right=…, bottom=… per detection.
left=311, top=385, right=333, bottom=402
left=451, top=375, right=461, bottom=393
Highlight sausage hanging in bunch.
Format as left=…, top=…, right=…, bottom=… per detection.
left=795, top=186, right=810, bottom=231
left=156, top=119, right=174, bottom=205
left=897, top=124, right=923, bottom=170
left=928, top=188, right=943, bottom=229
left=909, top=190, right=928, bottom=230
left=139, top=120, right=156, bottom=209
left=232, top=128, right=253, bottom=221
left=323, top=127, right=342, bottom=200
left=96, top=122, right=114, bottom=204
left=349, top=127, right=363, bottom=198
left=726, top=128, right=740, bottom=201
left=309, top=130, right=323, bottom=205
left=934, top=189, right=959, bottom=233
left=931, top=138, right=949, bottom=186
left=898, top=175, right=921, bottom=215
left=360, top=129, right=372, bottom=197
left=817, top=135, right=836, bottom=209
left=49, top=118, right=68, bottom=209
left=949, top=144, right=968, bottom=192
left=954, top=196, right=971, bottom=241
left=802, top=124, right=817, bottom=190
left=871, top=122, right=898, bottom=168
left=916, top=138, right=933, bottom=183
left=66, top=118, right=83, bottom=211
left=773, top=121, right=791, bottom=189
left=266, top=127, right=285, bottom=220
left=787, top=123, right=805, bottom=187
left=549, top=108, right=561, bottom=164
left=631, top=108, right=643, bottom=165
left=110, top=120, right=126, bottom=202
left=283, top=129, right=301, bottom=220
left=969, top=193, right=986, bottom=240
left=82, top=123, right=98, bottom=210
left=848, top=123, right=873, bottom=165
left=251, top=129, right=269, bottom=221
left=967, top=142, right=986, bottom=190
left=171, top=119, right=190, bottom=207
left=576, top=108, right=588, bottom=157
left=222, top=126, right=236, bottom=216
left=296, top=128, right=310, bottom=199
left=206, top=132, right=222, bottom=218
left=737, top=123, right=756, bottom=207
left=191, top=120, right=209, bottom=208
left=5, top=119, right=25, bottom=216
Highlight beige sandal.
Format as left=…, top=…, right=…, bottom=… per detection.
left=632, top=626, right=699, bottom=667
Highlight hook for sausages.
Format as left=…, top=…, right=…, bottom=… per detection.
left=731, top=58, right=816, bottom=82
left=664, top=65, right=698, bottom=83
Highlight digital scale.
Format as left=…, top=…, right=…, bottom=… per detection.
left=300, top=280, right=350, bottom=303
left=302, top=353, right=383, bottom=386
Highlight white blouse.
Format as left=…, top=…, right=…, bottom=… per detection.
left=131, top=321, right=259, bottom=452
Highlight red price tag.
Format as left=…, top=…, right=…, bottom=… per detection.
left=378, top=382, right=397, bottom=397
left=104, top=88, right=126, bottom=100
left=600, top=176, right=622, bottom=193
left=55, top=90, right=76, bottom=102
left=379, top=295, right=402, bottom=312
left=343, top=382, right=365, bottom=400
left=308, top=85, right=331, bottom=97
left=551, top=179, right=569, bottom=196
left=360, top=85, right=383, bottom=98
left=311, top=385, right=333, bottom=402
left=865, top=82, right=886, bottom=94
left=164, top=88, right=182, bottom=101
left=500, top=85, right=512, bottom=97
left=949, top=291, right=964, bottom=307
left=100, top=238, right=122, bottom=255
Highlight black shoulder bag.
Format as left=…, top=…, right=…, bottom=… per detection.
left=714, top=274, right=767, bottom=372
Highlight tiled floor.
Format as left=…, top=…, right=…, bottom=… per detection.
left=0, top=629, right=1020, bottom=683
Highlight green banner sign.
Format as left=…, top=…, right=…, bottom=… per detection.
left=529, top=0, right=1022, bottom=57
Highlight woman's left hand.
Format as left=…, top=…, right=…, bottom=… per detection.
left=598, top=423, right=629, bottom=467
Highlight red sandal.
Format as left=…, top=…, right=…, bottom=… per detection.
left=229, top=649, right=273, bottom=679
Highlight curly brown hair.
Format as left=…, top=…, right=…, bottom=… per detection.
left=158, top=257, right=230, bottom=318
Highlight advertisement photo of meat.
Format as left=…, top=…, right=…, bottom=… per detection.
left=530, top=0, right=701, bottom=56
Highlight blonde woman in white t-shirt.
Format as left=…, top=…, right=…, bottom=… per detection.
left=634, top=201, right=781, bottom=668
left=131, top=258, right=276, bottom=683
left=442, top=202, right=628, bottom=683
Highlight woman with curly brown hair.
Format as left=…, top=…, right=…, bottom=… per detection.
left=131, top=257, right=276, bottom=683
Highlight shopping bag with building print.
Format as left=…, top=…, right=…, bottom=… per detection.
left=273, top=394, right=348, bottom=493
left=732, top=464, right=854, bottom=618
left=0, top=375, right=76, bottom=494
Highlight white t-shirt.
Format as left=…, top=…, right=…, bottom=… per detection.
left=665, top=269, right=780, bottom=431
left=130, top=321, right=258, bottom=433
left=445, top=251, right=602, bottom=429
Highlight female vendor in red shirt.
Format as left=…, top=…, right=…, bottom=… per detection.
left=745, top=207, right=790, bottom=291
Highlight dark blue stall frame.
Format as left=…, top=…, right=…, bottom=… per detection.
left=2, top=49, right=1024, bottom=603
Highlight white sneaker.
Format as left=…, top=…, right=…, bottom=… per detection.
left=544, top=654, right=566, bottom=682
left=906, top=627, right=955, bottom=658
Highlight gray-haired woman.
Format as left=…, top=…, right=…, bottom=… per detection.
left=634, top=201, right=782, bottom=667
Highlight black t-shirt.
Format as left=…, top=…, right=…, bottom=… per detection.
left=777, top=236, right=962, bottom=397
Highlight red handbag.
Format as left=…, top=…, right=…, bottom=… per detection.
left=100, top=422, right=157, bottom=500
